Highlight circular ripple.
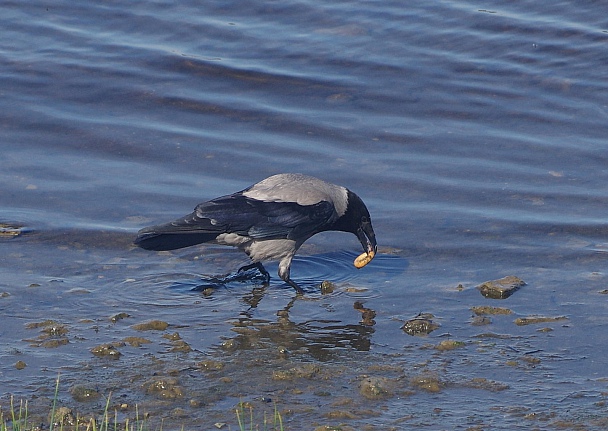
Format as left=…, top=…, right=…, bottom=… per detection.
left=125, top=250, right=407, bottom=298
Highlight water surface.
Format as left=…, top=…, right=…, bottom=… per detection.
left=2, top=0, right=608, bottom=429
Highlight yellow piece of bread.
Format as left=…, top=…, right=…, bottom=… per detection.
left=354, top=250, right=375, bottom=268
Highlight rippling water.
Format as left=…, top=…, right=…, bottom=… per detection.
left=2, top=1, right=608, bottom=429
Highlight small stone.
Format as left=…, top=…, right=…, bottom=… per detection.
left=15, top=360, right=26, bottom=370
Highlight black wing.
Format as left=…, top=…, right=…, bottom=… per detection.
left=134, top=192, right=336, bottom=251
left=197, top=193, right=337, bottom=240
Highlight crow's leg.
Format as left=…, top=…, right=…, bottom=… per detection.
left=284, top=277, right=304, bottom=294
left=277, top=257, right=304, bottom=294
left=238, top=262, right=270, bottom=283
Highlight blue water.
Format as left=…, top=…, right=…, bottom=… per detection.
left=2, top=1, right=608, bottom=429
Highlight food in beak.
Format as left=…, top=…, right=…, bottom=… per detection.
left=354, top=250, right=375, bottom=269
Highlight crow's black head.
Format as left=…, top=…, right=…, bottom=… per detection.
left=333, top=190, right=377, bottom=256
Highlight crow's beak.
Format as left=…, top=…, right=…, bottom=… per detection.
left=357, top=221, right=377, bottom=256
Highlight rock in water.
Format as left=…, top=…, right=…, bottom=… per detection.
left=477, top=275, right=525, bottom=299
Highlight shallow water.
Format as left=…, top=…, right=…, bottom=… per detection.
left=2, top=0, right=608, bottom=429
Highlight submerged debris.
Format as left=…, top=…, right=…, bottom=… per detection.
left=144, top=377, right=184, bottom=399
left=197, top=359, right=225, bottom=372
left=0, top=223, right=29, bottom=239
left=464, top=377, right=509, bottom=392
left=320, top=280, right=335, bottom=294
left=359, top=376, right=394, bottom=400
left=272, top=364, right=321, bottom=381
left=514, top=315, right=568, bottom=326
left=410, top=373, right=443, bottom=393
left=471, top=306, right=513, bottom=315
left=24, top=320, right=70, bottom=348
left=50, top=407, right=76, bottom=428
left=353, top=301, right=376, bottom=326
left=314, top=426, right=355, bottom=431
left=122, top=336, right=152, bottom=347
left=435, top=340, right=466, bottom=351
left=163, top=332, right=192, bottom=352
left=477, top=275, right=525, bottom=299
left=471, top=316, right=492, bottom=326
left=91, top=343, right=122, bottom=359
left=70, top=385, right=101, bottom=402
left=110, top=312, right=131, bottom=323
left=132, top=320, right=169, bottom=331
left=402, top=313, right=440, bottom=336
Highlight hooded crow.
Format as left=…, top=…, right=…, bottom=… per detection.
left=134, top=173, right=377, bottom=292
